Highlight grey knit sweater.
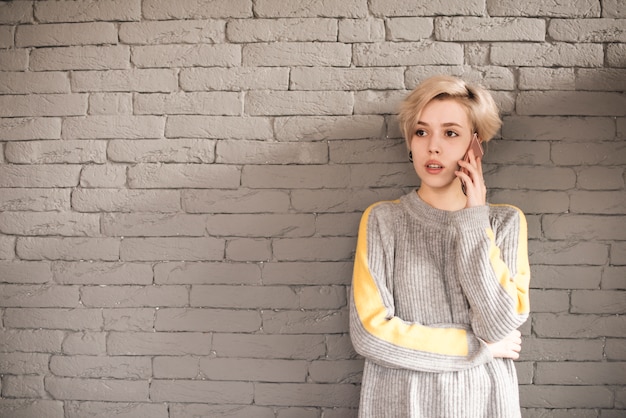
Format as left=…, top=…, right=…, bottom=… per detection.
left=350, top=191, right=530, bottom=418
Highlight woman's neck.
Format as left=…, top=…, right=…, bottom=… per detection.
left=417, top=181, right=467, bottom=211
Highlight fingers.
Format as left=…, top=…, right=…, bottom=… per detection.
left=457, top=151, right=486, bottom=206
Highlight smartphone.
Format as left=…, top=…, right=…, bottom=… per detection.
left=461, top=134, right=484, bottom=195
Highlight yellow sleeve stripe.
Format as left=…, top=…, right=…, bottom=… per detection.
left=486, top=205, right=531, bottom=315
left=352, top=203, right=469, bottom=357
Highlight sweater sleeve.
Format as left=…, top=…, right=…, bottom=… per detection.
left=451, top=204, right=531, bottom=343
left=349, top=202, right=493, bottom=373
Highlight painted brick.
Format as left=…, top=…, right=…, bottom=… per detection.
left=143, top=0, right=252, bottom=19
left=0, top=211, right=99, bottom=237
left=549, top=18, right=626, bottom=42
left=120, top=20, right=225, bottom=44
left=536, top=362, right=626, bottom=385
left=45, top=376, right=148, bottom=401
left=52, top=262, right=152, bottom=285
left=107, top=331, right=211, bottom=355
left=0, top=50, right=28, bottom=71
left=102, top=213, right=206, bottom=237
left=309, top=359, right=364, bottom=383
left=72, top=69, right=178, bottom=93
left=127, top=164, right=240, bottom=189
left=30, top=46, right=131, bottom=71
left=0, top=72, right=70, bottom=94
left=132, top=44, right=241, bottom=68
left=533, top=313, right=626, bottom=338
left=0, top=261, right=52, bottom=284
left=135, top=92, right=241, bottom=115
left=180, top=67, right=289, bottom=91
left=103, top=309, right=155, bottom=332
left=519, top=385, right=612, bottom=408
left=261, top=261, right=353, bottom=286
left=63, top=115, right=165, bottom=139
left=405, top=65, right=514, bottom=90
left=0, top=236, right=15, bottom=259
left=491, top=43, right=603, bottom=67
left=120, top=237, right=224, bottom=261
left=0, top=329, right=64, bottom=352
left=606, top=339, right=626, bottom=360
left=518, top=91, right=626, bottom=116
left=290, top=188, right=404, bottom=213
left=182, top=189, right=290, bottom=213
left=571, top=290, right=626, bottom=314
left=254, top=382, right=359, bottom=407
left=50, top=355, right=151, bottom=379
left=88, top=93, right=133, bottom=115
left=354, top=41, right=463, bottom=66
left=108, top=139, right=215, bottom=163
left=290, top=67, right=405, bottom=90
left=437, top=17, right=545, bottom=41
left=487, top=0, right=600, bottom=17
left=65, top=402, right=168, bottom=418
left=190, top=285, right=298, bottom=309
left=529, top=241, right=608, bottom=265
left=555, top=142, right=626, bottom=166
left=486, top=166, right=576, bottom=190
left=520, top=338, right=603, bottom=361
left=0, top=400, right=64, bottom=418
left=338, top=18, right=385, bottom=42
left=5, top=140, right=106, bottom=164
left=385, top=17, right=433, bottom=41
left=216, top=140, right=327, bottom=164
left=255, top=0, right=368, bottom=18
left=519, top=68, right=575, bottom=90
left=0, top=117, right=62, bottom=141
left=350, top=163, right=419, bottom=188
left=79, top=165, right=127, bottom=188
left=2, top=375, right=45, bottom=398
left=227, top=18, right=337, bottom=42
left=576, top=68, right=626, bottom=91
left=242, top=165, right=351, bottom=189
left=155, top=307, right=260, bottom=332
left=199, top=358, right=308, bottom=382
left=81, top=285, right=188, bottom=308
left=165, top=116, right=273, bottom=139
left=0, top=25, right=13, bottom=48
left=370, top=0, right=484, bottom=16
left=0, top=165, right=81, bottom=188
left=329, top=139, right=406, bottom=164
left=529, top=289, right=569, bottom=312
left=169, top=404, right=274, bottom=418
left=16, top=22, right=117, bottom=47
left=154, top=261, right=261, bottom=285
left=16, top=237, right=119, bottom=261
left=34, top=0, right=141, bottom=22
left=607, top=43, right=626, bottom=67
left=62, top=332, right=106, bottom=355
left=213, top=333, right=325, bottom=359
left=530, top=265, right=602, bottom=289
left=570, top=191, right=626, bottom=213
left=153, top=356, right=199, bottom=378
left=206, top=214, right=315, bottom=237
left=611, top=243, right=626, bottom=266
left=0, top=1, right=33, bottom=24
left=4, top=308, right=103, bottom=331
left=72, top=188, right=180, bottom=213
left=274, top=115, right=385, bottom=141
left=502, top=116, right=615, bottom=141
left=150, top=379, right=253, bottom=403
left=226, top=238, right=272, bottom=261
left=262, top=310, right=348, bottom=334
left=604, top=267, right=626, bottom=289
left=316, top=213, right=361, bottom=237
left=0, top=94, right=87, bottom=117
left=243, top=42, right=351, bottom=66
left=0, top=188, right=69, bottom=211
left=353, top=90, right=408, bottom=114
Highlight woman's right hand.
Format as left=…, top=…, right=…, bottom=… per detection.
left=486, top=330, right=522, bottom=359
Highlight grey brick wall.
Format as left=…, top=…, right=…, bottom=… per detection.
left=0, top=0, right=624, bottom=417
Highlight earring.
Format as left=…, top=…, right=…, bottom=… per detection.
left=409, top=151, right=413, bottom=162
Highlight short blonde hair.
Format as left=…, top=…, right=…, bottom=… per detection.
left=398, top=75, right=502, bottom=148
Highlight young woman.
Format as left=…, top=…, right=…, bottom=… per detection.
left=350, top=75, right=530, bottom=417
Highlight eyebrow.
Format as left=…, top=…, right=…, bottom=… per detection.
left=416, top=121, right=465, bottom=128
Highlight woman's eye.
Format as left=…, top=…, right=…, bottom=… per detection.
left=445, top=130, right=459, bottom=137
left=415, top=129, right=427, bottom=137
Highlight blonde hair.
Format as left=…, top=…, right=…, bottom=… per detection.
left=398, top=75, right=502, bottom=148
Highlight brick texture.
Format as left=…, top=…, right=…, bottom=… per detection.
left=0, top=1, right=624, bottom=417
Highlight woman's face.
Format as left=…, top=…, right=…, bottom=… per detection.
left=409, top=98, right=474, bottom=192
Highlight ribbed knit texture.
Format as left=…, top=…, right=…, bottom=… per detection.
left=350, top=190, right=530, bottom=418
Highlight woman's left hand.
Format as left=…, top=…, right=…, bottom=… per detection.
left=456, top=149, right=487, bottom=208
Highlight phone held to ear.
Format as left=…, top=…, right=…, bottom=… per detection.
left=461, top=133, right=484, bottom=195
